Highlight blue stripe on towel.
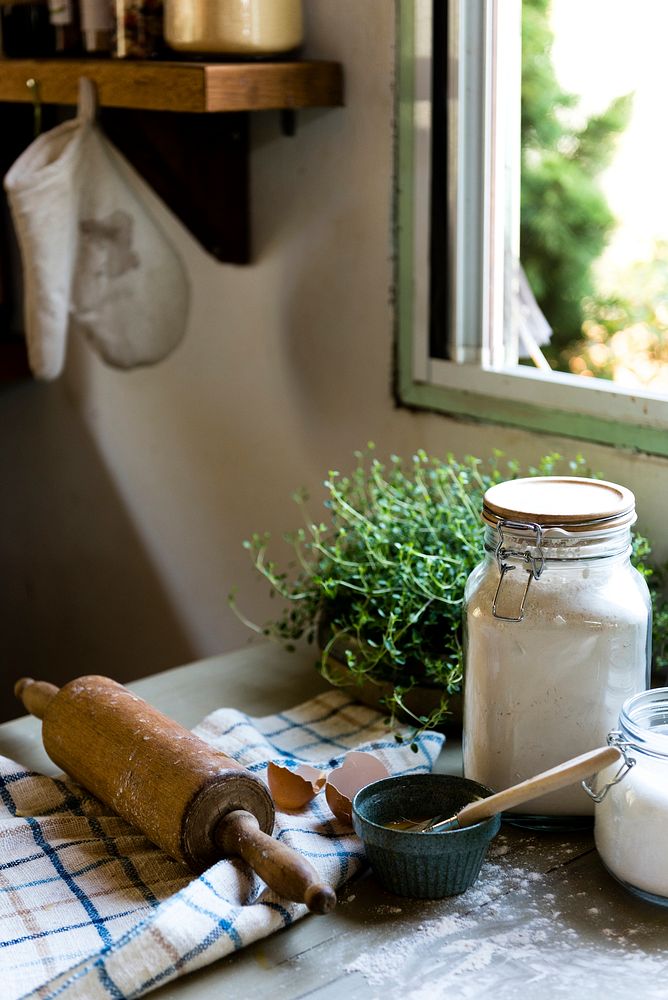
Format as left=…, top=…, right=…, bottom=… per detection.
left=3, top=688, right=445, bottom=1000
left=25, top=816, right=113, bottom=948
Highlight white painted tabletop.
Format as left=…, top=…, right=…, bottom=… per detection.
left=3, top=645, right=668, bottom=999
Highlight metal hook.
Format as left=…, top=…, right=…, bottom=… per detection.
left=581, top=733, right=636, bottom=803
left=77, top=77, right=99, bottom=124
left=26, top=78, right=42, bottom=138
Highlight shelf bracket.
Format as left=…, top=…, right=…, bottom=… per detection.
left=280, top=109, right=297, bottom=137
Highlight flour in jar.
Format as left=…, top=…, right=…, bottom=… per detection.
left=594, top=753, right=668, bottom=897
left=593, top=692, right=668, bottom=900
left=463, top=552, right=649, bottom=816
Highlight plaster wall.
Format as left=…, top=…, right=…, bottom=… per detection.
left=58, top=0, right=668, bottom=667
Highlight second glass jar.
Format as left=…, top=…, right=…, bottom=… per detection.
left=589, top=688, right=668, bottom=906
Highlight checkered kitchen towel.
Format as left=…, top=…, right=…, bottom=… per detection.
left=0, top=690, right=444, bottom=999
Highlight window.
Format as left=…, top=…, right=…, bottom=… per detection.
left=396, top=0, right=668, bottom=456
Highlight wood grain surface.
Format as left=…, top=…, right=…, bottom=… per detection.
left=16, top=675, right=275, bottom=867
left=15, top=673, right=336, bottom=911
left=0, top=59, right=344, bottom=112
left=7, top=649, right=668, bottom=999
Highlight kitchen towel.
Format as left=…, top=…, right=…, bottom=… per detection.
left=0, top=690, right=444, bottom=999
left=4, top=78, right=189, bottom=380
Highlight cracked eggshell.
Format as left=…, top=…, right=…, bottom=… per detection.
left=267, top=761, right=327, bottom=810
left=325, top=751, right=389, bottom=824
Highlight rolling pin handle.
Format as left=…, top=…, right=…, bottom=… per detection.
left=216, top=810, right=337, bottom=915
left=15, top=678, right=60, bottom=720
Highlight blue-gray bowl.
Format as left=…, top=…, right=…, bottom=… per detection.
left=352, top=773, right=501, bottom=898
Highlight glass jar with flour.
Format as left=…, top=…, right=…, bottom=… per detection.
left=463, top=476, right=651, bottom=829
left=585, top=688, right=668, bottom=906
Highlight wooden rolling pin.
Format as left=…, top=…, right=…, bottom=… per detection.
left=15, top=675, right=336, bottom=914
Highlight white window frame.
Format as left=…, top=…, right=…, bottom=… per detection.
left=395, top=0, right=668, bottom=457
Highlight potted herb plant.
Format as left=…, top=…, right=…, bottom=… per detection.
left=231, top=445, right=668, bottom=737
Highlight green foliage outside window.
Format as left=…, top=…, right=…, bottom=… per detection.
left=520, top=0, right=632, bottom=364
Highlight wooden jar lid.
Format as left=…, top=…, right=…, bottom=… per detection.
left=482, top=476, right=636, bottom=531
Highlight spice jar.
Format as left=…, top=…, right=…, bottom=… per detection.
left=112, top=0, right=164, bottom=58
left=586, top=689, right=668, bottom=906
left=79, top=0, right=112, bottom=52
left=48, top=0, right=82, bottom=54
left=163, top=0, right=303, bottom=57
left=463, top=477, right=650, bottom=829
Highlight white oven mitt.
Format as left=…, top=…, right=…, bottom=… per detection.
left=4, top=78, right=189, bottom=380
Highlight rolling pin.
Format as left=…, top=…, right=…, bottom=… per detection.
left=15, top=675, right=336, bottom=914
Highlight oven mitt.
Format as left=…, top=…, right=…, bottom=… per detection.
left=4, top=78, right=189, bottom=380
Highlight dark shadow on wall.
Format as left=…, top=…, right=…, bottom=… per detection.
left=0, top=377, right=196, bottom=723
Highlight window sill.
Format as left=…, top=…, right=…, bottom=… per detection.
left=398, top=360, right=668, bottom=457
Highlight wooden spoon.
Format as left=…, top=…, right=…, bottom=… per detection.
left=415, top=745, right=621, bottom=833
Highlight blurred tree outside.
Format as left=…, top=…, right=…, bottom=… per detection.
left=570, top=241, right=668, bottom=391
left=520, top=0, right=634, bottom=374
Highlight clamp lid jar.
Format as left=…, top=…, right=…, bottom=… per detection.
left=463, top=476, right=650, bottom=829
left=588, top=688, right=668, bottom=906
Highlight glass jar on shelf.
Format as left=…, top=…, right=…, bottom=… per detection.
left=79, top=0, right=112, bottom=53
left=112, top=0, right=164, bottom=59
left=47, top=0, right=81, bottom=54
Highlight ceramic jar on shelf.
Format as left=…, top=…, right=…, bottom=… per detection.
left=163, top=0, right=303, bottom=57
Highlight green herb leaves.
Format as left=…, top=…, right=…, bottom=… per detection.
left=232, top=446, right=667, bottom=738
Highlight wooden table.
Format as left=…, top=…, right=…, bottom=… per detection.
left=3, top=645, right=668, bottom=999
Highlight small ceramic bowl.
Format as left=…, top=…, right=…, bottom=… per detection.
left=352, top=773, right=501, bottom=898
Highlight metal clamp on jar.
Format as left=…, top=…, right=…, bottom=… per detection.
left=463, top=477, right=651, bottom=830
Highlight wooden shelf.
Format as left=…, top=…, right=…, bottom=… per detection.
left=0, top=59, right=344, bottom=378
left=0, top=56, right=344, bottom=269
left=0, top=58, right=343, bottom=113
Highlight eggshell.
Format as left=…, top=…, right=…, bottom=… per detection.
left=267, top=761, right=327, bottom=810
left=325, top=751, right=389, bottom=823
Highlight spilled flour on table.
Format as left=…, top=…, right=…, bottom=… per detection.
left=345, top=859, right=549, bottom=987
left=343, top=841, right=668, bottom=999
